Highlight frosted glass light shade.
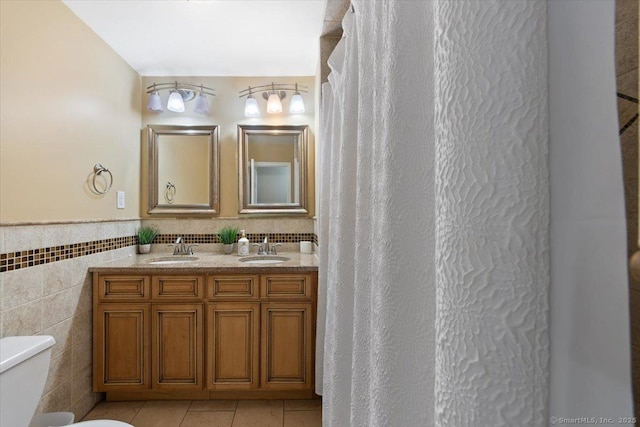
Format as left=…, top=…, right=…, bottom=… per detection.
left=193, top=93, right=209, bottom=114
left=266, top=93, right=282, bottom=114
left=167, top=91, right=185, bottom=113
left=147, top=92, right=164, bottom=112
left=244, top=96, right=260, bottom=117
left=289, top=93, right=305, bottom=114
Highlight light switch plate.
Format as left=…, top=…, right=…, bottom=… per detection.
left=117, top=191, right=125, bottom=209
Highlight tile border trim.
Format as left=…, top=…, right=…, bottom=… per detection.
left=155, top=233, right=317, bottom=245
left=0, top=233, right=319, bottom=273
left=0, top=236, right=136, bottom=273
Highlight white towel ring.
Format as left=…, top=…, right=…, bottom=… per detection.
left=90, top=164, right=113, bottom=195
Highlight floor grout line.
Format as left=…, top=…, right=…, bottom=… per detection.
left=176, top=401, right=190, bottom=427
left=85, top=399, right=322, bottom=426
left=130, top=401, right=145, bottom=423
left=230, top=400, right=237, bottom=427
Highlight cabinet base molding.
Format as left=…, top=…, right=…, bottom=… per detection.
left=106, top=390, right=318, bottom=401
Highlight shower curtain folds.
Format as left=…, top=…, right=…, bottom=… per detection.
left=317, top=1, right=632, bottom=426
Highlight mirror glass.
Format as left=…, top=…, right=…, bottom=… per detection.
left=238, top=125, right=308, bottom=214
left=157, top=134, right=210, bottom=205
left=147, top=125, right=219, bottom=215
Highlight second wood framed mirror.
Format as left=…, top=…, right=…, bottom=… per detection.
left=238, top=124, right=308, bottom=214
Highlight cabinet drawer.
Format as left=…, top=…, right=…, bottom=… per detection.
left=260, top=275, right=313, bottom=300
left=153, top=276, right=204, bottom=300
left=98, top=276, right=150, bottom=301
left=208, top=276, right=258, bottom=300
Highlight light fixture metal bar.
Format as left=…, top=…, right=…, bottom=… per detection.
left=262, top=91, right=287, bottom=101
left=146, top=82, right=216, bottom=97
left=238, top=83, right=309, bottom=98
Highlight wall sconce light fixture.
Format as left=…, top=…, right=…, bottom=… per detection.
left=239, top=83, right=308, bottom=117
left=289, top=88, right=305, bottom=114
left=266, top=90, right=283, bottom=114
left=146, top=82, right=216, bottom=114
left=244, top=91, right=260, bottom=117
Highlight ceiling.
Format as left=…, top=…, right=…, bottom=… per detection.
left=61, top=0, right=327, bottom=77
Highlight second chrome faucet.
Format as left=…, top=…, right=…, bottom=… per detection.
left=171, top=237, right=198, bottom=255
left=252, top=236, right=281, bottom=256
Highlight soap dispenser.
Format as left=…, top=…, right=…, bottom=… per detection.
left=238, top=230, right=250, bottom=256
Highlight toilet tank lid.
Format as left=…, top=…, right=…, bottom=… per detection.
left=0, top=336, right=56, bottom=374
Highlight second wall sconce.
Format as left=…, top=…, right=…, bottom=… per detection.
left=239, top=83, right=308, bottom=117
left=147, top=82, right=216, bottom=115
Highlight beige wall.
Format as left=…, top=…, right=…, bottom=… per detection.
left=0, top=0, right=143, bottom=419
left=141, top=76, right=315, bottom=218
left=0, top=0, right=141, bottom=223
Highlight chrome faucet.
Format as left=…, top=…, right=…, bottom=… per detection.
left=251, top=236, right=281, bottom=256
left=252, top=237, right=267, bottom=256
left=170, top=237, right=197, bottom=255
left=172, top=237, right=185, bottom=255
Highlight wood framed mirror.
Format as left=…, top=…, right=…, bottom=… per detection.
left=147, top=124, right=220, bottom=216
left=238, top=124, right=309, bottom=214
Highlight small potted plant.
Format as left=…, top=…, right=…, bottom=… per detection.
left=137, top=226, right=158, bottom=254
left=218, top=227, right=239, bottom=255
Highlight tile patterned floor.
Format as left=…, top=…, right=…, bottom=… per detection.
left=82, top=399, right=322, bottom=427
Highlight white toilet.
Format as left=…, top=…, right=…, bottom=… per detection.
left=0, top=336, right=132, bottom=427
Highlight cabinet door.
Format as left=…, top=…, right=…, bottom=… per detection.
left=94, top=304, right=150, bottom=391
left=207, top=302, right=260, bottom=390
left=152, top=304, right=203, bottom=389
left=261, top=303, right=313, bottom=390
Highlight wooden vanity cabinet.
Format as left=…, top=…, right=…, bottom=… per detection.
left=93, top=271, right=317, bottom=399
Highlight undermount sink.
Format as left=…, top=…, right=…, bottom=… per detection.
left=147, top=256, right=199, bottom=265
left=239, top=255, right=290, bottom=264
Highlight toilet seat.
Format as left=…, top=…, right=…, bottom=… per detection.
left=70, top=421, right=133, bottom=427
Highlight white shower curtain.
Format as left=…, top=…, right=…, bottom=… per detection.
left=318, top=1, right=633, bottom=426
left=318, top=3, right=436, bottom=425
